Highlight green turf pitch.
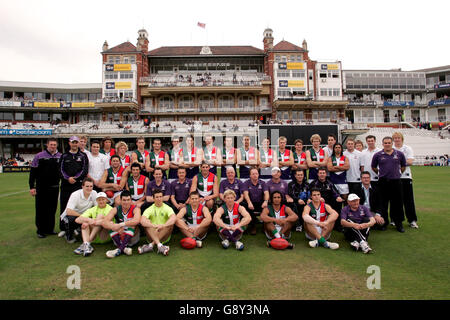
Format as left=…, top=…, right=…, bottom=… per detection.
left=0, top=167, right=449, bottom=300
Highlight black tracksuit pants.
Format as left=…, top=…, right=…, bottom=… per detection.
left=35, top=185, right=59, bottom=234
left=59, top=181, right=82, bottom=231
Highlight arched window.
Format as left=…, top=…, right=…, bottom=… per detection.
left=178, top=95, right=194, bottom=109
left=218, top=95, right=234, bottom=109
left=159, top=96, right=174, bottom=109
left=238, top=95, right=254, bottom=108
left=198, top=95, right=214, bottom=111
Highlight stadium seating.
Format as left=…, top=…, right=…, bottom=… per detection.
left=356, top=127, right=450, bottom=163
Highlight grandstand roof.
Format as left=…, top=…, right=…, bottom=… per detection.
left=412, top=65, right=450, bottom=73
left=0, top=81, right=101, bottom=91
left=103, top=41, right=138, bottom=54
left=148, top=46, right=264, bottom=57
left=271, top=40, right=305, bottom=52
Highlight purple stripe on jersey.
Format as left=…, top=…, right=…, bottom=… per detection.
left=31, top=149, right=61, bottom=168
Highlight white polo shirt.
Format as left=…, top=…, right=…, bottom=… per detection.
left=394, top=144, right=414, bottom=179
left=361, top=147, right=382, bottom=181
left=61, top=189, right=98, bottom=220
left=88, top=152, right=110, bottom=181
left=344, top=149, right=362, bottom=183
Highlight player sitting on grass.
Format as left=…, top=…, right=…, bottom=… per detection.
left=340, top=194, right=376, bottom=253
left=260, top=191, right=297, bottom=249
left=175, top=191, right=212, bottom=248
left=213, top=189, right=252, bottom=251
left=101, top=191, right=141, bottom=258
left=302, top=188, right=340, bottom=250
left=73, top=192, right=113, bottom=256
left=138, top=189, right=177, bottom=256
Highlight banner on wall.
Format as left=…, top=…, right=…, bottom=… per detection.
left=34, top=102, right=60, bottom=108
left=287, top=62, right=305, bottom=70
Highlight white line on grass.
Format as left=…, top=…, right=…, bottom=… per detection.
left=0, top=190, right=28, bottom=198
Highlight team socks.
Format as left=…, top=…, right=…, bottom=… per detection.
left=318, top=237, right=326, bottom=246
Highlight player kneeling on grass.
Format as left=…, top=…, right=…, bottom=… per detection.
left=213, top=189, right=252, bottom=251
left=340, top=194, right=376, bottom=254
left=73, top=192, right=113, bottom=256
left=302, top=188, right=340, bottom=250
left=176, top=191, right=212, bottom=248
left=261, top=191, right=297, bottom=249
left=101, top=191, right=141, bottom=258
left=138, top=189, right=177, bottom=256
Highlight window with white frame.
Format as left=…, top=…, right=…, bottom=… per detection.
left=178, top=95, right=194, bottom=109
left=291, top=71, right=305, bottom=78
left=238, top=95, right=254, bottom=108
left=218, top=95, right=234, bottom=108
left=277, top=71, right=290, bottom=78
left=114, top=56, right=120, bottom=64
left=259, top=97, right=268, bottom=106
left=120, top=72, right=133, bottom=79
left=320, top=89, right=327, bottom=96
left=105, top=72, right=118, bottom=80
left=333, top=89, right=340, bottom=96
left=130, top=56, right=136, bottom=64
left=159, top=96, right=174, bottom=109
left=277, top=89, right=291, bottom=97
left=198, top=95, right=214, bottom=109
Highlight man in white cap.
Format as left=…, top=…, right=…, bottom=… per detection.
left=340, top=193, right=376, bottom=253
left=73, top=192, right=113, bottom=256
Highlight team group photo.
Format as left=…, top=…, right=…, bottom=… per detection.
left=0, top=0, right=449, bottom=303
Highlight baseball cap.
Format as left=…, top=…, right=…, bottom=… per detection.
left=348, top=193, right=360, bottom=201
left=96, top=192, right=108, bottom=200
left=69, top=136, right=79, bottom=142
left=271, top=166, right=281, bottom=173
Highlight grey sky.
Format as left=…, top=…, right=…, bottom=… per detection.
left=0, top=0, right=448, bottom=83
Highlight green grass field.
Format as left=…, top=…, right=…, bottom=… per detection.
left=0, top=167, right=449, bottom=300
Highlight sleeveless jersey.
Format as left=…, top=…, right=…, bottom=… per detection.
left=168, top=148, right=183, bottom=179
left=308, top=147, right=325, bottom=180
left=149, top=150, right=165, bottom=168
left=128, top=174, right=146, bottom=199
left=134, top=149, right=149, bottom=164
left=114, top=204, right=136, bottom=223
left=330, top=155, right=347, bottom=184
left=106, top=166, right=125, bottom=185
left=183, top=147, right=198, bottom=163
left=308, top=202, right=328, bottom=222
left=294, top=151, right=307, bottom=165
left=184, top=203, right=205, bottom=226
left=239, top=146, right=256, bottom=178
left=203, top=146, right=218, bottom=161
left=260, top=148, right=274, bottom=163
left=268, top=204, right=286, bottom=219
left=119, top=155, right=130, bottom=169
left=100, top=148, right=116, bottom=157
left=184, top=147, right=199, bottom=179
left=278, top=149, right=291, bottom=179
left=221, top=147, right=236, bottom=178
left=221, top=202, right=241, bottom=226
left=196, top=172, right=215, bottom=197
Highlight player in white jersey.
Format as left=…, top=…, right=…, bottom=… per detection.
left=343, top=138, right=363, bottom=195
left=360, top=135, right=382, bottom=188
left=393, top=132, right=418, bottom=229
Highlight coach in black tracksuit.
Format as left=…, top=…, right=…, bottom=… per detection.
left=59, top=136, right=89, bottom=232
left=29, top=138, right=61, bottom=238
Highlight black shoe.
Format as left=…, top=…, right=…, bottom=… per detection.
left=47, top=231, right=58, bottom=235
left=396, top=224, right=405, bottom=233
left=37, top=233, right=46, bottom=238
